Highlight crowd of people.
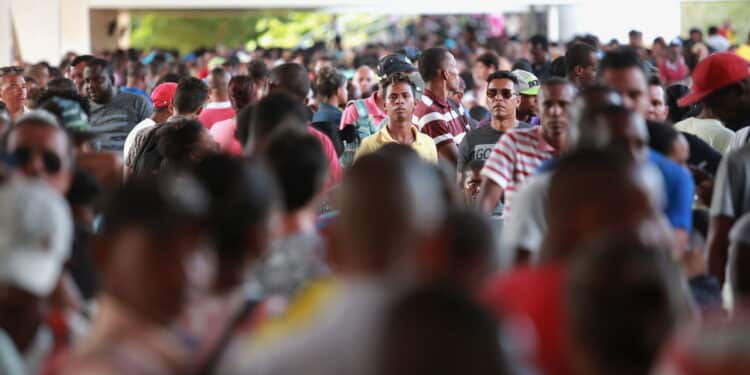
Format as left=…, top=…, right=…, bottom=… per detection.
left=2, top=17, right=750, bottom=374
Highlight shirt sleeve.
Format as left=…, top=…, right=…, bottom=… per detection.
left=480, top=133, right=516, bottom=189
left=710, top=152, right=746, bottom=218
left=665, top=164, right=695, bottom=231
left=418, top=112, right=454, bottom=147
left=456, top=135, right=471, bottom=172
left=136, top=97, right=153, bottom=123
left=353, top=135, right=376, bottom=162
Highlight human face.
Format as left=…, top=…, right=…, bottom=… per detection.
left=531, top=44, right=547, bottom=64
left=472, top=62, right=494, bottom=84
left=647, top=84, right=669, bottom=122
left=0, top=74, right=27, bottom=114
left=68, top=62, right=87, bottom=95
left=443, top=53, right=460, bottom=93
left=601, top=67, right=650, bottom=118
left=606, top=111, right=650, bottom=164
left=539, top=83, right=575, bottom=145
left=385, top=82, right=415, bottom=123
left=463, top=169, right=482, bottom=204
left=31, top=66, right=50, bottom=88
left=355, top=66, right=376, bottom=98
left=83, top=65, right=113, bottom=104
left=579, top=52, right=599, bottom=86
left=668, top=134, right=690, bottom=166
left=518, top=94, right=539, bottom=120
left=7, top=123, right=72, bottom=194
left=486, top=78, right=519, bottom=121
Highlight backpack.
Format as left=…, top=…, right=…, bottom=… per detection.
left=131, top=125, right=164, bottom=177
left=350, top=99, right=381, bottom=141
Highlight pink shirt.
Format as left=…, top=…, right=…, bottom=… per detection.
left=308, top=127, right=342, bottom=189
left=199, top=101, right=235, bottom=129
left=339, top=93, right=386, bottom=130
left=210, top=118, right=242, bottom=156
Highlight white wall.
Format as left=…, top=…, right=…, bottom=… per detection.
left=11, top=0, right=90, bottom=64
left=0, top=0, right=12, bottom=66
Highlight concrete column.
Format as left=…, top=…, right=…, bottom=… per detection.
left=60, top=0, right=91, bottom=56
left=0, top=0, right=11, bottom=66
left=11, top=0, right=61, bottom=63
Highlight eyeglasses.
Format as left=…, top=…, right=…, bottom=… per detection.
left=0, top=66, right=23, bottom=77
left=12, top=148, right=63, bottom=174
left=486, top=88, right=515, bottom=100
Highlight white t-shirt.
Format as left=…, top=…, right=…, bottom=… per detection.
left=122, top=118, right=156, bottom=166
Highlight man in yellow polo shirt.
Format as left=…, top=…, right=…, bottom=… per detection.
left=354, top=73, right=438, bottom=163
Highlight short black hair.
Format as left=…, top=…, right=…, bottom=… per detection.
left=665, top=84, right=697, bottom=123
left=156, top=73, right=181, bottom=86
left=86, top=58, right=115, bottom=84
left=156, top=118, right=210, bottom=169
left=381, top=72, right=416, bottom=97
left=126, top=61, right=148, bottom=79
left=262, top=130, right=327, bottom=212
left=251, top=92, right=309, bottom=150
left=530, top=34, right=549, bottom=51
left=708, top=26, right=719, bottom=35
left=314, top=66, right=346, bottom=98
left=550, top=56, right=568, bottom=78
left=173, top=77, right=208, bottom=115
left=248, top=59, right=269, bottom=82
left=193, top=154, right=277, bottom=265
left=628, top=29, right=643, bottom=38
left=419, top=47, right=451, bottom=82
left=511, top=58, right=532, bottom=73
left=476, top=52, right=500, bottom=71
left=565, top=42, right=598, bottom=74
left=598, top=47, right=647, bottom=78
left=66, top=169, right=101, bottom=206
left=228, top=75, right=255, bottom=110
left=648, top=75, right=663, bottom=87
left=268, top=63, right=310, bottom=101
left=486, top=70, right=518, bottom=86
left=70, top=55, right=94, bottom=68
left=647, top=122, right=680, bottom=156
left=45, top=78, right=78, bottom=94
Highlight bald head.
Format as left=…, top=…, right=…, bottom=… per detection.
left=338, top=148, right=445, bottom=274
left=542, top=149, right=666, bottom=262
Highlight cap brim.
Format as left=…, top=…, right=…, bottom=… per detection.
left=677, top=90, right=709, bottom=107
left=520, top=87, right=540, bottom=96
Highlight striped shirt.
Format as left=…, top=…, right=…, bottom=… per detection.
left=413, top=89, right=470, bottom=147
left=481, top=126, right=558, bottom=217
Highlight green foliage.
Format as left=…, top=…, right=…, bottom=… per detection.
left=681, top=1, right=750, bottom=45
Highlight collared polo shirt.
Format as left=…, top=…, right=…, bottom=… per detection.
left=198, top=101, right=235, bottom=130
left=481, top=126, right=558, bottom=217
left=339, top=93, right=386, bottom=130
left=413, top=89, right=469, bottom=147
left=354, top=125, right=438, bottom=163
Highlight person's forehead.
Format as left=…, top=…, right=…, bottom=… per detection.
left=387, top=81, right=412, bottom=95
left=542, top=84, right=575, bottom=100
left=0, top=74, right=24, bottom=86
left=84, top=65, right=104, bottom=76
left=649, top=85, right=665, bottom=99
left=488, top=78, right=515, bottom=89
left=602, top=67, right=646, bottom=88
left=10, top=122, right=68, bottom=146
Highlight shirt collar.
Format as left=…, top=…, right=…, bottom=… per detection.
left=423, top=89, right=448, bottom=108
left=378, top=125, right=422, bottom=145
left=205, top=101, right=232, bottom=109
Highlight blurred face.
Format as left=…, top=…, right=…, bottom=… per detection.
left=103, top=227, right=201, bottom=325
left=355, top=66, right=376, bottom=98
left=472, top=62, right=494, bottom=84
left=83, top=65, right=113, bottom=104
left=518, top=94, right=539, bottom=120
left=486, top=78, right=519, bottom=121
left=601, top=67, right=650, bottom=118
left=647, top=84, right=669, bottom=122
left=531, top=44, right=547, bottom=64
left=539, top=83, right=575, bottom=143
left=7, top=123, right=72, bottom=194
left=578, top=52, right=599, bottom=86
left=443, top=53, right=460, bottom=92
left=463, top=169, right=482, bottom=204
left=31, top=66, right=50, bottom=88
left=606, top=112, right=650, bottom=164
left=385, top=82, right=415, bottom=123
left=68, top=62, right=87, bottom=95
left=0, top=284, right=46, bottom=353
left=0, top=74, right=27, bottom=114
left=667, top=45, right=681, bottom=61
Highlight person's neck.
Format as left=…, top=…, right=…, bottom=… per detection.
left=278, top=207, right=318, bottom=237
left=211, top=94, right=229, bottom=103
left=8, top=106, right=24, bottom=121
left=490, top=116, right=516, bottom=132
left=544, top=131, right=567, bottom=152
left=387, top=120, right=414, bottom=144
left=152, top=111, right=171, bottom=123
left=322, top=96, right=340, bottom=109
left=426, top=81, right=448, bottom=101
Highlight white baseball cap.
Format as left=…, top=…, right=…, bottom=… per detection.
left=0, top=178, right=73, bottom=297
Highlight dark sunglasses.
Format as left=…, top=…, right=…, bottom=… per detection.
left=486, top=88, right=516, bottom=100
left=0, top=66, right=23, bottom=77
left=12, top=148, right=63, bottom=174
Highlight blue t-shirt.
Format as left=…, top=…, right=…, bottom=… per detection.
left=648, top=149, right=694, bottom=231
left=312, top=103, right=343, bottom=127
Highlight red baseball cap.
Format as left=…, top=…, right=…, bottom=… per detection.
left=150, top=82, right=178, bottom=108
left=678, top=52, right=750, bottom=107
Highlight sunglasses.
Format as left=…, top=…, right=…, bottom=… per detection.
left=12, top=148, right=63, bottom=174
left=0, top=66, right=23, bottom=77
left=486, top=88, right=516, bottom=100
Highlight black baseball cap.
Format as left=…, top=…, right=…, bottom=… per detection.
left=378, top=54, right=417, bottom=78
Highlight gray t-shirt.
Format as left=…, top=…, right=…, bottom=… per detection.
left=89, top=89, right=153, bottom=152
left=457, top=121, right=531, bottom=172
left=711, top=144, right=750, bottom=218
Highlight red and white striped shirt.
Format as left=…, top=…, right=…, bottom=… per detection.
left=413, top=89, right=470, bottom=147
left=481, top=126, right=558, bottom=217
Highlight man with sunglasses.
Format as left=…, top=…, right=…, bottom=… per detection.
left=477, top=78, right=575, bottom=217
left=414, top=47, right=470, bottom=167
left=457, top=71, right=529, bottom=174
left=6, top=110, right=74, bottom=194
left=0, top=66, right=28, bottom=121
